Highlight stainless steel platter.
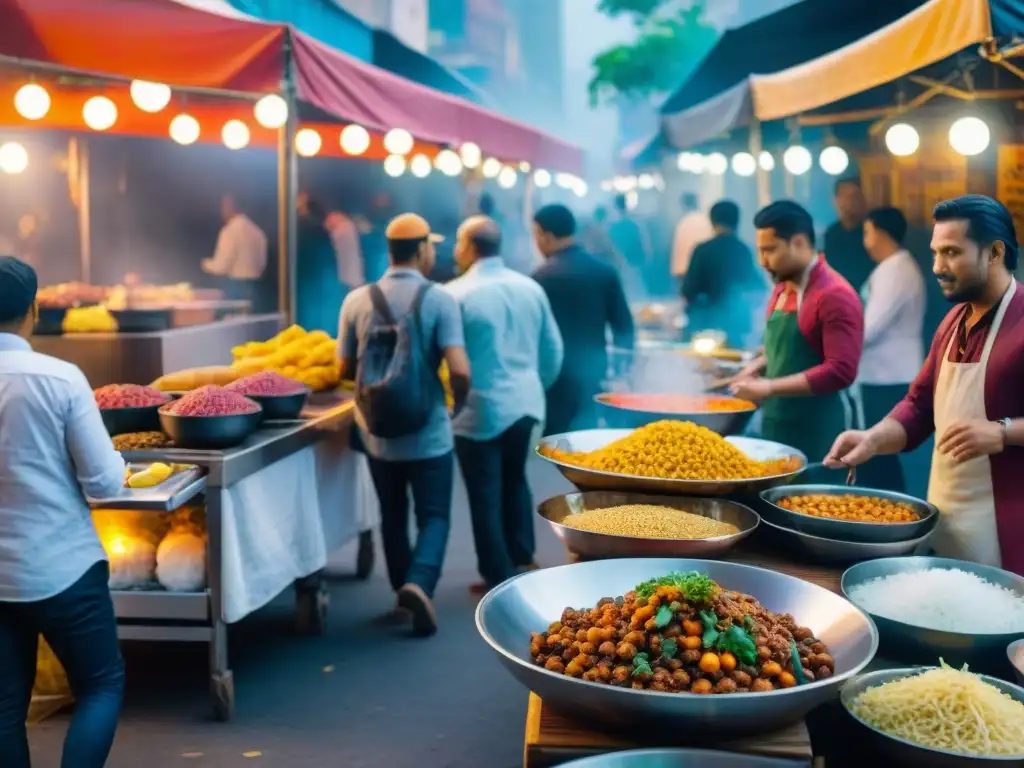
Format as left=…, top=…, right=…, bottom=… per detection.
left=840, top=667, right=1024, bottom=767
left=537, top=492, right=759, bottom=559
left=593, top=393, right=756, bottom=435
left=476, top=558, right=878, bottom=735
left=536, top=429, right=806, bottom=497
left=758, top=516, right=935, bottom=566
left=841, top=557, right=1024, bottom=673
left=759, top=485, right=938, bottom=543
left=561, top=750, right=800, bottom=768
left=87, top=463, right=207, bottom=511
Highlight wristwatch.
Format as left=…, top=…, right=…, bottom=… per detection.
left=997, top=417, right=1012, bottom=446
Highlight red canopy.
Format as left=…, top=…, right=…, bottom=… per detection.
left=0, top=0, right=583, bottom=172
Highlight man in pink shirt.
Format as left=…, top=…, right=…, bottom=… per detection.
left=730, top=201, right=863, bottom=481
left=827, top=195, right=1024, bottom=574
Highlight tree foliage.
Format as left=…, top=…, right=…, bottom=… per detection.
left=589, top=1, right=717, bottom=106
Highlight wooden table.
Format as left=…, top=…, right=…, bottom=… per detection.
left=524, top=693, right=816, bottom=767
left=527, top=541, right=845, bottom=767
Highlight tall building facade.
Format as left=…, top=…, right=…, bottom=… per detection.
left=340, top=0, right=430, bottom=52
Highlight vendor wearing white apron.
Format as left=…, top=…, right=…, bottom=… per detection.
left=825, top=195, right=1024, bottom=574
left=731, top=202, right=864, bottom=483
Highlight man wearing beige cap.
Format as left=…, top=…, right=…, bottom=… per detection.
left=338, top=214, right=470, bottom=636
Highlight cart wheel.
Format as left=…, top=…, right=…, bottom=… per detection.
left=211, top=671, right=235, bottom=722
left=356, top=530, right=374, bottom=580
left=296, top=585, right=329, bottom=636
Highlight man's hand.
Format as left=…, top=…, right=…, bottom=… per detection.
left=938, top=420, right=1005, bottom=463
left=729, top=377, right=773, bottom=403
left=824, top=430, right=877, bottom=468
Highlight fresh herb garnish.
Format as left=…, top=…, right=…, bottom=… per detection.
left=661, top=638, right=678, bottom=660
left=790, top=642, right=809, bottom=685
left=654, top=604, right=673, bottom=629
left=634, top=572, right=719, bottom=603
left=632, top=652, right=652, bottom=677
left=698, top=609, right=757, bottom=665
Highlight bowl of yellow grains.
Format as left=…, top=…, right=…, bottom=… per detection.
left=537, top=491, right=760, bottom=559
left=537, top=421, right=805, bottom=496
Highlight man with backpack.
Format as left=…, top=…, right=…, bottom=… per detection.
left=338, top=213, right=470, bottom=636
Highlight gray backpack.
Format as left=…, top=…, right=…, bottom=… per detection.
left=356, top=282, right=435, bottom=438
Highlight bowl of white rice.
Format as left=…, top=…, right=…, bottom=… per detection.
left=842, top=557, right=1024, bottom=675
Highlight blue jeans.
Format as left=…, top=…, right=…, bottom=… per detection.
left=456, top=417, right=537, bottom=587
left=0, top=560, right=125, bottom=768
left=367, top=453, right=453, bottom=597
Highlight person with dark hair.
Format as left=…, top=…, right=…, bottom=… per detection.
left=608, top=193, right=653, bottom=289
left=445, top=216, right=563, bottom=592
left=202, top=194, right=268, bottom=309
left=827, top=195, right=1024, bottom=573
left=671, top=191, right=713, bottom=280
left=729, top=201, right=864, bottom=481
left=853, top=206, right=926, bottom=492
left=823, top=177, right=874, bottom=293
left=337, top=214, right=471, bottom=634
left=0, top=256, right=127, bottom=766
left=682, top=200, right=765, bottom=347
left=532, top=204, right=634, bottom=435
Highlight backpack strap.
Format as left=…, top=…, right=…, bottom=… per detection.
left=368, top=283, right=397, bottom=326
left=410, top=282, right=434, bottom=349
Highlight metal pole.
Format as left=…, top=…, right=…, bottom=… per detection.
left=749, top=119, right=770, bottom=207
left=277, top=31, right=298, bottom=322
left=79, top=138, right=92, bottom=284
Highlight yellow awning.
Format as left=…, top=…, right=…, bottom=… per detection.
left=750, top=0, right=994, bottom=121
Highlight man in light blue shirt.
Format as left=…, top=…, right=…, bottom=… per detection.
left=0, top=256, right=126, bottom=767
left=445, top=216, right=563, bottom=591
left=338, top=214, right=470, bottom=636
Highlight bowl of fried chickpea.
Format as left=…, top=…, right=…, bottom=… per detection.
left=759, top=485, right=939, bottom=544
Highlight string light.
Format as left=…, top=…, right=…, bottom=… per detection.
left=254, top=94, right=288, bottom=129
left=434, top=149, right=463, bottom=177
left=459, top=142, right=481, bottom=169
left=130, top=81, right=171, bottom=113
left=731, top=152, right=756, bottom=177
left=0, top=142, right=29, bottom=174
left=949, top=116, right=990, bottom=156
left=340, top=125, right=371, bottom=156
left=295, top=129, right=322, bottom=157
left=637, top=173, right=655, bottom=189
left=818, top=146, right=849, bottom=176
left=705, top=152, right=728, bottom=175
left=533, top=169, right=552, bottom=188
left=384, top=129, right=414, bottom=156
left=759, top=151, right=775, bottom=171
left=83, top=96, right=117, bottom=131
left=783, top=145, right=812, bottom=175
left=14, top=84, right=50, bottom=121
left=885, top=123, right=920, bottom=157
left=482, top=157, right=502, bottom=178
left=410, top=154, right=432, bottom=178
left=221, top=120, right=250, bottom=150
left=573, top=180, right=588, bottom=198
left=497, top=166, right=517, bottom=189
left=383, top=154, right=406, bottom=177
left=169, top=114, right=200, bottom=145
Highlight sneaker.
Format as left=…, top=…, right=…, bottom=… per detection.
left=397, top=583, right=437, bottom=637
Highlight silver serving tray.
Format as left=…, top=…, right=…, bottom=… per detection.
left=537, top=429, right=805, bottom=497
left=537, top=491, right=759, bottom=560
left=476, top=558, right=878, bottom=736
left=841, top=667, right=1024, bottom=766
left=760, top=484, right=938, bottom=543
left=593, top=394, right=756, bottom=435
left=88, top=463, right=207, bottom=511
left=758, top=515, right=935, bottom=566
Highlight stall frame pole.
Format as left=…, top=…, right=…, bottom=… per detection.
left=277, top=30, right=299, bottom=323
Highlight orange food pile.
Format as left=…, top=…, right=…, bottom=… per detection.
left=601, top=393, right=755, bottom=414
left=778, top=493, right=920, bottom=523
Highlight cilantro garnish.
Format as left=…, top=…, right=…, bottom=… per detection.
left=790, top=641, right=808, bottom=685
left=661, top=638, right=678, bottom=660
left=699, top=609, right=757, bottom=665
left=654, top=604, right=673, bottom=629
left=634, top=572, right=719, bottom=603
left=632, top=652, right=653, bottom=677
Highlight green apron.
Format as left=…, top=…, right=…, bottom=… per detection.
left=761, top=303, right=849, bottom=483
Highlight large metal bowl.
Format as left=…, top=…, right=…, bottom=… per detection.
left=760, top=485, right=938, bottom=544
left=537, top=429, right=805, bottom=497
left=99, top=404, right=165, bottom=436
left=840, top=667, right=1024, bottom=767
left=537, top=492, right=759, bottom=559
left=758, top=516, right=936, bottom=566
left=158, top=407, right=262, bottom=450
left=561, top=749, right=800, bottom=768
left=476, top=558, right=878, bottom=736
left=842, top=557, right=1024, bottom=673
left=594, top=393, right=756, bottom=435
left=1009, top=639, right=1024, bottom=687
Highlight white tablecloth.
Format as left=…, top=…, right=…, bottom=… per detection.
left=218, top=435, right=379, bottom=623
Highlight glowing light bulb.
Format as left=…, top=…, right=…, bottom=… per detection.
left=949, top=116, right=990, bottom=156
left=497, top=166, right=517, bottom=189
left=340, top=124, right=371, bottom=156
left=169, top=114, right=200, bottom=145
left=434, top=149, right=463, bottom=177
left=221, top=120, right=250, bottom=150
left=818, top=146, right=849, bottom=176
left=533, top=169, right=552, bottom=188
left=731, top=152, right=756, bottom=177
left=459, top=142, right=481, bottom=169
left=783, top=145, right=812, bottom=176
left=482, top=157, right=502, bottom=178
left=0, top=142, right=29, bottom=174
left=295, top=128, right=322, bottom=157
left=254, top=94, right=288, bottom=129
left=83, top=96, right=117, bottom=131
left=759, top=151, right=775, bottom=171
left=130, top=80, right=171, bottom=113
left=383, top=154, right=406, bottom=177
left=14, top=84, right=50, bottom=121
left=384, top=128, right=414, bottom=156
left=885, top=123, right=920, bottom=157
left=705, top=152, right=728, bottom=175
left=410, top=154, right=431, bottom=178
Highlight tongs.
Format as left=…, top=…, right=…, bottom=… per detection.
left=841, top=461, right=856, bottom=487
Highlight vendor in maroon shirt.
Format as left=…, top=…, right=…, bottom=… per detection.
left=827, top=195, right=1024, bottom=574
left=730, top=201, right=863, bottom=481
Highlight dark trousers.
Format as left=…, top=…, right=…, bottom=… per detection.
left=455, top=417, right=537, bottom=587
left=544, top=377, right=599, bottom=437
left=367, top=452, right=453, bottom=598
left=857, top=383, right=909, bottom=493
left=0, top=560, right=125, bottom=768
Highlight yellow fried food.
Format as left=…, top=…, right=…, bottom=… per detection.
left=778, top=493, right=919, bottom=523
left=126, top=462, right=174, bottom=489
left=540, top=420, right=801, bottom=481
left=63, top=306, right=118, bottom=333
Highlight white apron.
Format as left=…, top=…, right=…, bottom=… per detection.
left=927, top=280, right=1016, bottom=567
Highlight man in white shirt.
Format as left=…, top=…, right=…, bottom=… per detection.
left=325, top=210, right=365, bottom=295
left=202, top=195, right=268, bottom=310
left=445, top=216, right=564, bottom=593
left=0, top=256, right=127, bottom=767
left=857, top=206, right=926, bottom=491
left=671, top=192, right=714, bottom=280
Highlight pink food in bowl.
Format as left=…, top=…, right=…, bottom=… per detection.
left=161, top=385, right=260, bottom=417
left=226, top=372, right=306, bottom=397
left=94, top=384, right=171, bottom=409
